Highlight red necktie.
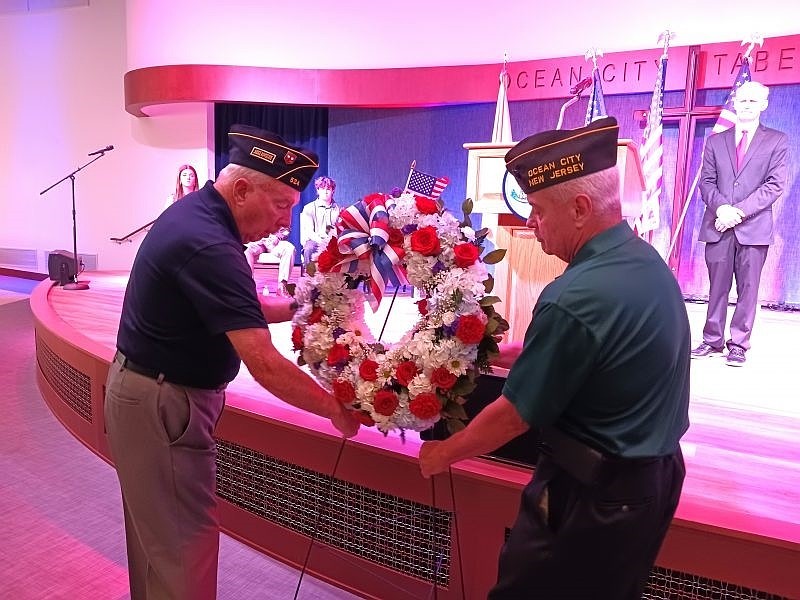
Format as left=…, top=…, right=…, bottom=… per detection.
left=736, top=130, right=749, bottom=171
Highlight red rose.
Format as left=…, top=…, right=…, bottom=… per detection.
left=453, top=243, right=481, bottom=268
left=317, top=237, right=347, bottom=272
left=326, top=343, right=350, bottom=365
left=409, top=392, right=442, bottom=420
left=317, top=250, right=334, bottom=273
left=430, top=367, right=457, bottom=390
left=415, top=196, right=439, bottom=215
left=395, top=360, right=419, bottom=386
left=359, top=359, right=379, bottom=381
left=308, top=307, right=324, bottom=324
left=373, top=389, right=399, bottom=416
left=355, top=411, right=375, bottom=426
left=325, top=236, right=347, bottom=262
left=291, top=326, right=304, bottom=351
left=455, top=314, right=486, bottom=345
left=410, top=226, right=441, bottom=257
left=416, top=298, right=428, bottom=316
left=332, top=379, right=356, bottom=404
left=388, top=227, right=405, bottom=246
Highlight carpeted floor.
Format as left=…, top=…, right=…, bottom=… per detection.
left=0, top=297, right=358, bottom=599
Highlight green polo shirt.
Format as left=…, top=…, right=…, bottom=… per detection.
left=503, top=222, right=690, bottom=458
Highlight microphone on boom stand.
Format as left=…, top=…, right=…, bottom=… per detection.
left=39, top=144, right=115, bottom=290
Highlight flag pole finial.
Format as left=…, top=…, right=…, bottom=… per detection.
left=658, top=30, right=675, bottom=60
left=741, top=34, right=764, bottom=61
left=501, top=52, right=509, bottom=81
left=585, top=47, right=603, bottom=70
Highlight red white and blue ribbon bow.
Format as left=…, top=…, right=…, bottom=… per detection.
left=334, top=194, right=408, bottom=311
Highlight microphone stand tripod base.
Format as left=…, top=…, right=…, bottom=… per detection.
left=63, top=280, right=90, bottom=291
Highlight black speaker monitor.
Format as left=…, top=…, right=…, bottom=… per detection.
left=48, top=250, right=77, bottom=286
left=420, top=373, right=540, bottom=468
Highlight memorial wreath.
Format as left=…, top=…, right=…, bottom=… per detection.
left=290, top=190, right=508, bottom=435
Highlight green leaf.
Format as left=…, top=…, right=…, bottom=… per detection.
left=462, top=198, right=474, bottom=216
left=306, top=262, right=317, bottom=276
left=482, top=249, right=507, bottom=265
left=446, top=418, right=467, bottom=435
left=479, top=295, right=502, bottom=306
left=493, top=314, right=510, bottom=334
left=475, top=227, right=489, bottom=238
left=444, top=402, right=469, bottom=420
left=481, top=337, right=500, bottom=355
left=460, top=215, right=472, bottom=229
left=451, top=377, right=478, bottom=397
left=485, top=318, right=499, bottom=335
left=483, top=275, right=494, bottom=294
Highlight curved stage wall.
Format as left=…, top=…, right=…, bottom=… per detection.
left=31, top=275, right=799, bottom=599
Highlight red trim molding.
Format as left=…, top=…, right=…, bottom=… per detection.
left=125, top=34, right=800, bottom=116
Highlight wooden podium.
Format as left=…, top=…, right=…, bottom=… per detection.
left=464, top=140, right=645, bottom=343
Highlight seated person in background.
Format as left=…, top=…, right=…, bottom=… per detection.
left=164, top=164, right=199, bottom=209
left=300, top=176, right=340, bottom=265
left=244, top=226, right=296, bottom=297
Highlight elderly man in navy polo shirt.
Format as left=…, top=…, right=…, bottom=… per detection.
left=104, top=125, right=359, bottom=600
left=419, top=117, right=690, bottom=599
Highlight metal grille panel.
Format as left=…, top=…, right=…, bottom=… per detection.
left=643, top=566, right=789, bottom=599
left=36, top=336, right=92, bottom=423
left=216, top=439, right=451, bottom=586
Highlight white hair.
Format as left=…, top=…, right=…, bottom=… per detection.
left=217, top=163, right=275, bottom=188
left=734, top=80, right=769, bottom=101
left=542, top=166, right=620, bottom=217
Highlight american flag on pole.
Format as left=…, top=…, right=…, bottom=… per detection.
left=711, top=57, right=752, bottom=133
left=584, top=68, right=608, bottom=125
left=638, top=53, right=668, bottom=233
left=404, top=165, right=450, bottom=199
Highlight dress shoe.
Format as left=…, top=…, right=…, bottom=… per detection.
left=725, top=346, right=746, bottom=367
left=690, top=342, right=723, bottom=359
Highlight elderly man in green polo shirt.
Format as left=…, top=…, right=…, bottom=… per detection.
left=419, top=116, right=690, bottom=600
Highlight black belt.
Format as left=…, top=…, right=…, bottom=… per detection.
left=538, top=427, right=662, bottom=486
left=113, top=351, right=227, bottom=391
left=114, top=351, right=165, bottom=382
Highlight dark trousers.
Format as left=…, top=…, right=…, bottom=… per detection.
left=703, top=232, right=769, bottom=351
left=489, top=450, right=685, bottom=600
left=105, top=356, right=226, bottom=600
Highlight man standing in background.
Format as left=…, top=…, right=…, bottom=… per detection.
left=693, top=80, right=789, bottom=366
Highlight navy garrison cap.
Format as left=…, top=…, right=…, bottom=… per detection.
left=505, top=117, right=619, bottom=194
left=228, top=125, right=319, bottom=192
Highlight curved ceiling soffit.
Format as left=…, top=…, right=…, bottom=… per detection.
left=124, top=36, right=800, bottom=117
left=124, top=63, right=505, bottom=116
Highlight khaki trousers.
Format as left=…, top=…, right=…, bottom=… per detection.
left=105, top=357, right=226, bottom=600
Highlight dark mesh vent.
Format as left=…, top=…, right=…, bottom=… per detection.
left=36, top=336, right=92, bottom=423
left=216, top=439, right=451, bottom=586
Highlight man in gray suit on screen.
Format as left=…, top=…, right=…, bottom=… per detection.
left=692, top=80, right=789, bottom=366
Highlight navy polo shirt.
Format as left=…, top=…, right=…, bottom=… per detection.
left=503, top=222, right=691, bottom=458
left=117, top=181, right=268, bottom=388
